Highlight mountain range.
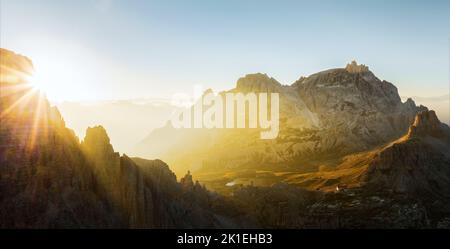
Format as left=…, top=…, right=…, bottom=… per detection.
left=134, top=61, right=430, bottom=191
left=1, top=48, right=450, bottom=228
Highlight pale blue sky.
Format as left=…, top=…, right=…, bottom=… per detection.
left=1, top=0, right=449, bottom=101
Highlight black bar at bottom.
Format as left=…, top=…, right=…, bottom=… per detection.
left=0, top=229, right=449, bottom=248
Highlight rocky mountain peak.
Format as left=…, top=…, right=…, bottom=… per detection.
left=404, top=98, right=416, bottom=109
left=235, top=73, right=282, bottom=92
left=82, top=125, right=115, bottom=157
left=345, top=60, right=369, bottom=73
left=407, top=110, right=444, bottom=138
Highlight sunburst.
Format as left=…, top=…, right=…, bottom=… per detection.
left=1, top=64, right=50, bottom=151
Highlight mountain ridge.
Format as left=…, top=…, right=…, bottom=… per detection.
left=135, top=61, right=426, bottom=179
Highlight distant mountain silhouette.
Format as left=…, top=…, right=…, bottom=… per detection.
left=56, top=99, right=181, bottom=154
left=401, top=95, right=450, bottom=125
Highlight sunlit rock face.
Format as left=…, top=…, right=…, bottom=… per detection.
left=345, top=60, right=369, bottom=74
left=293, top=62, right=426, bottom=154
left=0, top=49, right=251, bottom=228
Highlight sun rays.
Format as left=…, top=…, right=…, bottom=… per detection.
left=28, top=91, right=49, bottom=150
left=1, top=64, right=50, bottom=151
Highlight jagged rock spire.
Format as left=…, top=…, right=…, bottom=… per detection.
left=407, top=110, right=444, bottom=137
left=345, top=60, right=369, bottom=73
left=180, top=170, right=194, bottom=190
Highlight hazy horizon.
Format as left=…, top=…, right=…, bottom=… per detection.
left=51, top=92, right=449, bottom=156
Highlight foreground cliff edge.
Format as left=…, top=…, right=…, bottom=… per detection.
left=1, top=48, right=450, bottom=228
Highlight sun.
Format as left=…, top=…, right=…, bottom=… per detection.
left=25, top=59, right=69, bottom=102
left=24, top=54, right=92, bottom=102
left=28, top=71, right=49, bottom=92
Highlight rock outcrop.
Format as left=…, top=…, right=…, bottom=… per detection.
left=364, top=110, right=450, bottom=198
left=407, top=110, right=448, bottom=138
left=345, top=60, right=369, bottom=74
